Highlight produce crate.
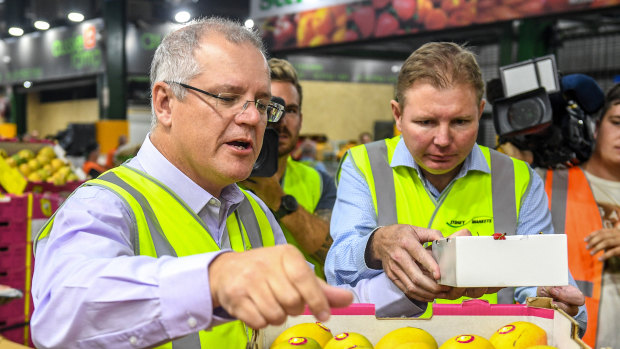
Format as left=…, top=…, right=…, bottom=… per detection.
left=0, top=243, right=27, bottom=269
left=254, top=299, right=589, bottom=348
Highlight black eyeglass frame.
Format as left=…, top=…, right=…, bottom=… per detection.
left=164, top=81, right=284, bottom=122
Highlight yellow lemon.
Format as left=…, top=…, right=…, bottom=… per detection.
left=271, top=322, right=333, bottom=348
left=272, top=337, right=322, bottom=349
left=324, top=332, right=373, bottom=349
left=440, top=334, right=495, bottom=349
left=38, top=146, right=56, bottom=159
left=51, top=158, right=65, bottom=172
left=19, top=163, right=31, bottom=176
left=394, top=343, right=437, bottom=349
left=376, top=327, right=437, bottom=349
left=490, top=321, right=547, bottom=348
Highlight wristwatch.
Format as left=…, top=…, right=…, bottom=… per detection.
left=274, top=194, right=298, bottom=220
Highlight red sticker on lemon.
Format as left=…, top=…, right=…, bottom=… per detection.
left=335, top=333, right=349, bottom=340
left=456, top=335, right=475, bottom=343
left=316, top=322, right=331, bottom=332
left=288, top=337, right=308, bottom=345
left=498, top=325, right=516, bottom=334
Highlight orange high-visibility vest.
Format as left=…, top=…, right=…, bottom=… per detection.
left=542, top=166, right=603, bottom=348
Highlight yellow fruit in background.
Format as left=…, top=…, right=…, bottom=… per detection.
left=0, top=148, right=7, bottom=158
left=272, top=337, right=322, bottom=349
left=28, top=158, right=40, bottom=171
left=38, top=146, right=56, bottom=159
left=489, top=321, right=547, bottom=348
left=394, top=343, right=436, bottom=349
left=5, top=157, right=17, bottom=167
left=43, top=163, right=53, bottom=174
left=440, top=334, right=495, bottom=349
left=12, top=154, right=26, bottom=165
left=27, top=172, right=42, bottom=182
left=271, top=322, right=333, bottom=348
left=324, top=332, right=373, bottom=349
left=18, top=148, right=35, bottom=160
left=37, top=154, right=52, bottom=166
left=376, top=327, right=437, bottom=349
left=19, top=163, right=31, bottom=176
left=66, top=173, right=78, bottom=182
left=51, top=158, right=65, bottom=172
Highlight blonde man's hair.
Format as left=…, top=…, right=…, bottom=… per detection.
left=395, top=42, right=484, bottom=108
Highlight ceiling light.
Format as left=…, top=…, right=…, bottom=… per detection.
left=175, top=11, right=191, bottom=23
left=8, top=27, right=24, bottom=36
left=34, top=20, right=50, bottom=30
left=68, top=12, right=85, bottom=22
left=244, top=19, right=254, bottom=29
left=24, top=81, right=32, bottom=88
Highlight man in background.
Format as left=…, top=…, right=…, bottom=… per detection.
left=241, top=58, right=337, bottom=279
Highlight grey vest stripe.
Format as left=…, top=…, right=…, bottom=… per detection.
left=171, top=333, right=201, bottom=349
left=575, top=279, right=594, bottom=298
left=497, top=287, right=515, bottom=304
left=98, top=172, right=176, bottom=257
left=237, top=198, right=263, bottom=248
left=365, top=141, right=397, bottom=226
left=221, top=227, right=231, bottom=249
left=489, top=149, right=517, bottom=235
left=550, top=169, right=569, bottom=234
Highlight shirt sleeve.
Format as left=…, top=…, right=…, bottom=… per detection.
left=325, top=155, right=383, bottom=286
left=514, top=167, right=588, bottom=336
left=31, top=186, right=227, bottom=348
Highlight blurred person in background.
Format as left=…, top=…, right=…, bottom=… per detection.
left=358, top=131, right=373, bottom=144
left=81, top=141, right=107, bottom=178
left=106, top=134, right=128, bottom=168
left=325, top=42, right=588, bottom=330
left=31, top=18, right=351, bottom=348
left=534, top=83, right=620, bottom=348
left=240, top=58, right=337, bottom=279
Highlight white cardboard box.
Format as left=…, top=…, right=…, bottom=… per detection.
left=431, top=234, right=568, bottom=287
left=254, top=300, right=588, bottom=348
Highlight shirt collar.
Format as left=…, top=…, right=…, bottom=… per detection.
left=132, top=134, right=246, bottom=214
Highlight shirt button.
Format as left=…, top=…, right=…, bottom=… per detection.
left=187, top=316, right=197, bottom=328
left=209, top=198, right=221, bottom=207
left=129, top=336, right=138, bottom=346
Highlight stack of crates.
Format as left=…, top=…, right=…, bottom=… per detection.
left=0, top=193, right=62, bottom=346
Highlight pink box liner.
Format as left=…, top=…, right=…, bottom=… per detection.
left=302, top=300, right=554, bottom=319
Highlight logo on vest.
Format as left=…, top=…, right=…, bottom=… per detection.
left=447, top=216, right=493, bottom=228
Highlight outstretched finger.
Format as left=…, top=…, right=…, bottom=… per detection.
left=405, top=226, right=442, bottom=280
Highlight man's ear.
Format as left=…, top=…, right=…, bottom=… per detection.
left=391, top=99, right=402, bottom=132
left=152, top=82, right=174, bottom=127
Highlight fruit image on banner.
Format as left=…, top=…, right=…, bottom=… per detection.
left=260, top=0, right=620, bottom=50
left=489, top=321, right=548, bottom=348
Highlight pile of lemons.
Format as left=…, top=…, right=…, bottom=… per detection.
left=270, top=321, right=555, bottom=348
left=1, top=146, right=79, bottom=185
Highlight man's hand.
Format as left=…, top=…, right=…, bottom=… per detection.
left=585, top=227, right=620, bottom=261
left=209, top=245, right=353, bottom=329
left=240, top=176, right=285, bottom=211
left=537, top=285, right=585, bottom=316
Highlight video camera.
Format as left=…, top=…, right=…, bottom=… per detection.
left=488, top=55, right=605, bottom=169
left=249, top=96, right=284, bottom=177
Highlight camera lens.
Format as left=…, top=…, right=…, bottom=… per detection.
left=507, top=98, right=544, bottom=129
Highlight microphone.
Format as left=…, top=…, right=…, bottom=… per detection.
left=561, top=74, right=605, bottom=114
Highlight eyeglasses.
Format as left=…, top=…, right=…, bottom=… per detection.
left=165, top=81, right=284, bottom=122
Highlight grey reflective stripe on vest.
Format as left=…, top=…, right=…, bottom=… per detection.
left=98, top=172, right=176, bottom=257
left=550, top=169, right=569, bottom=235
left=575, top=279, right=594, bottom=298
left=365, top=141, right=397, bottom=226
left=496, top=287, right=515, bottom=304
left=237, top=198, right=263, bottom=249
left=489, top=149, right=517, bottom=236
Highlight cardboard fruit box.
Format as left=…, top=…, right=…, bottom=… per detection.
left=432, top=234, right=569, bottom=287
left=254, top=299, right=589, bottom=348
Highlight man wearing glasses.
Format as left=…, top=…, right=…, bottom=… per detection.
left=240, top=58, right=337, bottom=280
left=31, top=18, right=352, bottom=348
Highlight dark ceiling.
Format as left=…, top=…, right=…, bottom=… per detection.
left=0, top=0, right=251, bottom=37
